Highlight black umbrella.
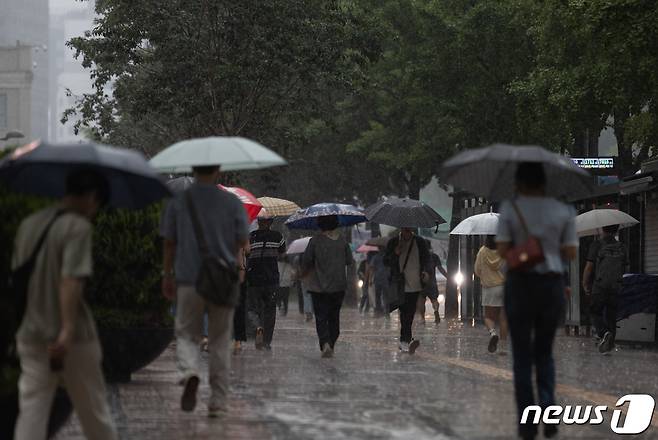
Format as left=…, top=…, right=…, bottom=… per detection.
left=0, top=141, right=171, bottom=209
left=439, top=143, right=595, bottom=201
left=365, top=197, right=446, bottom=228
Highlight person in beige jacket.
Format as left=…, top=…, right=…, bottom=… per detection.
left=474, top=235, right=508, bottom=354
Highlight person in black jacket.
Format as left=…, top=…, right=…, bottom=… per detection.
left=384, top=228, right=432, bottom=354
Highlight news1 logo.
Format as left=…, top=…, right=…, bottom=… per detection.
left=521, top=394, right=655, bottom=435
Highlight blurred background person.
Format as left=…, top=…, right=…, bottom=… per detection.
left=474, top=235, right=507, bottom=354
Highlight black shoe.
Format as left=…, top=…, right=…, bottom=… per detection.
left=544, top=424, right=558, bottom=438
left=599, top=331, right=612, bottom=353
left=488, top=333, right=499, bottom=353
left=181, top=375, right=200, bottom=412
left=409, top=339, right=420, bottom=354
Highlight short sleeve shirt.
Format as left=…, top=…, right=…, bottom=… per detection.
left=161, top=183, right=249, bottom=284
left=12, top=206, right=98, bottom=344
left=496, top=196, right=577, bottom=274
left=302, top=234, right=354, bottom=293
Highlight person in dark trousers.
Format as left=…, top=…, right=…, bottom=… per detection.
left=301, top=215, right=354, bottom=358
left=582, top=224, right=628, bottom=354
left=369, top=249, right=390, bottom=318
left=384, top=228, right=431, bottom=354
left=246, top=210, right=286, bottom=350
left=232, top=244, right=249, bottom=354
left=496, top=162, right=578, bottom=440
left=417, top=241, right=448, bottom=324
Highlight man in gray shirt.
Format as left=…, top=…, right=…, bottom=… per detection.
left=161, top=165, right=249, bottom=418
left=12, top=168, right=117, bottom=440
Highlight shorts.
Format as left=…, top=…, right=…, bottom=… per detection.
left=482, top=285, right=504, bottom=307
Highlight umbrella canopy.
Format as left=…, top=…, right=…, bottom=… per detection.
left=285, top=203, right=366, bottom=230
left=286, top=236, right=312, bottom=255
left=0, top=141, right=170, bottom=209
left=450, top=212, right=500, bottom=235
left=576, top=209, right=640, bottom=237
left=257, top=197, right=301, bottom=217
left=365, top=197, right=446, bottom=229
left=439, top=143, right=595, bottom=201
left=366, top=236, right=392, bottom=247
left=356, top=244, right=379, bottom=254
left=149, top=136, right=287, bottom=173
left=166, top=176, right=194, bottom=193
left=218, top=185, right=262, bottom=222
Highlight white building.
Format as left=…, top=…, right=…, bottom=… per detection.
left=0, top=0, right=50, bottom=142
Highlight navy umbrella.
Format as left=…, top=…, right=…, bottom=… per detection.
left=0, top=141, right=171, bottom=209
left=365, top=197, right=446, bottom=229
left=439, top=143, right=594, bottom=201
left=285, top=203, right=366, bottom=230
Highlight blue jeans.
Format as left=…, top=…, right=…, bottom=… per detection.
left=505, top=271, right=564, bottom=437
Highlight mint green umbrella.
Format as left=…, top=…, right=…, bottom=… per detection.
left=149, top=136, right=286, bottom=173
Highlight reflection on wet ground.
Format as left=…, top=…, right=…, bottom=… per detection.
left=55, top=303, right=658, bottom=439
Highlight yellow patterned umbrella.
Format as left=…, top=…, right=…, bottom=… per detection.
left=257, top=197, right=300, bottom=217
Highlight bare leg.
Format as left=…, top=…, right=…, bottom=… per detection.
left=484, top=306, right=498, bottom=333
left=416, top=295, right=426, bottom=322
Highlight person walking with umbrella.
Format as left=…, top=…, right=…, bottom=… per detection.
left=384, top=228, right=432, bottom=354
left=582, top=224, right=628, bottom=354
left=495, top=162, right=578, bottom=440
left=10, top=168, right=118, bottom=440
left=474, top=235, right=508, bottom=354
left=161, top=165, right=249, bottom=417
left=246, top=209, right=286, bottom=350
left=300, top=215, right=355, bottom=358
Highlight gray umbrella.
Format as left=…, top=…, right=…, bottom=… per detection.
left=365, top=197, right=446, bottom=228
left=0, top=141, right=171, bottom=209
left=439, top=143, right=595, bottom=201
left=166, top=176, right=194, bottom=194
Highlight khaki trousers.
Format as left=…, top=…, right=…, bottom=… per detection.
left=14, top=339, right=118, bottom=440
left=175, top=285, right=234, bottom=409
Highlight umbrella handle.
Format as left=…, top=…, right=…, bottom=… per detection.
left=434, top=223, right=439, bottom=234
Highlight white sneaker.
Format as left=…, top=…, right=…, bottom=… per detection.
left=399, top=342, right=410, bottom=352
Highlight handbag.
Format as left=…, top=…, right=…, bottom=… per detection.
left=185, top=191, right=240, bottom=307
left=505, top=201, right=545, bottom=271
left=385, top=238, right=415, bottom=310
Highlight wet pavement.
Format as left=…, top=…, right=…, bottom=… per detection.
left=55, top=302, right=658, bottom=440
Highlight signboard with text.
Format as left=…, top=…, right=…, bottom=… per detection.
left=571, top=157, right=617, bottom=175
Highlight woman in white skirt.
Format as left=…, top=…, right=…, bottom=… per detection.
left=475, top=235, right=508, bottom=354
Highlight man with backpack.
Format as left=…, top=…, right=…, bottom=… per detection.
left=582, top=224, right=628, bottom=354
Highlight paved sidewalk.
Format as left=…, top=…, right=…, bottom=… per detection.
left=54, top=305, right=658, bottom=439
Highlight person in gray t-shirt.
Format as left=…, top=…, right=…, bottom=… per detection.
left=301, top=215, right=354, bottom=358
left=496, top=162, right=577, bottom=440
left=161, top=165, right=248, bottom=417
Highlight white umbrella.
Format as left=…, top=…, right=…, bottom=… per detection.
left=450, top=212, right=500, bottom=235
left=576, top=209, right=639, bottom=237
left=149, top=136, right=287, bottom=173
left=286, top=237, right=312, bottom=255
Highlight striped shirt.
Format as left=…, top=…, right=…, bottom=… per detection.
left=246, top=229, right=286, bottom=286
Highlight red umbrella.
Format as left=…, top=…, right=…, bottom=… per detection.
left=218, top=185, right=263, bottom=222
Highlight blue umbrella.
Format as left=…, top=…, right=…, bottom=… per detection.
left=285, top=203, right=366, bottom=230
left=0, top=141, right=171, bottom=209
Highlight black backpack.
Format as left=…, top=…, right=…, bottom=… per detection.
left=594, top=240, right=626, bottom=291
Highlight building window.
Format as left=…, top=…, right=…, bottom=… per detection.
left=0, top=94, right=7, bottom=129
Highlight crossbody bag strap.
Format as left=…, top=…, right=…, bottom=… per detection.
left=26, top=209, right=67, bottom=266
left=185, top=191, right=210, bottom=259
left=511, top=201, right=530, bottom=240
